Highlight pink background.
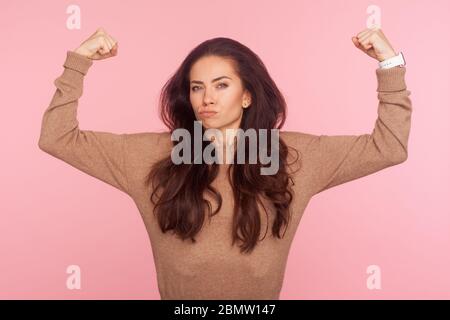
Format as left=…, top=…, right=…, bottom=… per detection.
left=1, top=0, right=449, bottom=299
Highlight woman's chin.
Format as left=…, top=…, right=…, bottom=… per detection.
left=198, top=120, right=219, bottom=129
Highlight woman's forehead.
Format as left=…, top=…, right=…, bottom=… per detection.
left=190, top=56, right=237, bottom=79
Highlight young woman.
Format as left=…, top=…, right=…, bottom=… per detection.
left=38, top=27, right=411, bottom=299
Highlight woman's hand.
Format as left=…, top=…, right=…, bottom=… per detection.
left=73, top=27, right=118, bottom=60
left=352, top=27, right=397, bottom=62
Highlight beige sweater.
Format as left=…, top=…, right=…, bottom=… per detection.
left=38, top=50, right=412, bottom=299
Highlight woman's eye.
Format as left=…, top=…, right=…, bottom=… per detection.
left=191, top=83, right=228, bottom=92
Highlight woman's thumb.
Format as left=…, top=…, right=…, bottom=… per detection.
left=352, top=36, right=360, bottom=47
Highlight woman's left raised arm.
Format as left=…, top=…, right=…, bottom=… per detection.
left=284, top=27, right=412, bottom=197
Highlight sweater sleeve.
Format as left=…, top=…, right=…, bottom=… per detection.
left=293, top=66, right=412, bottom=197
left=38, top=51, right=131, bottom=197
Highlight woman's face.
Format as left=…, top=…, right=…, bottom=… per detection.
left=189, top=55, right=251, bottom=137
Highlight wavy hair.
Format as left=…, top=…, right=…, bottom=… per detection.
left=144, top=37, right=301, bottom=254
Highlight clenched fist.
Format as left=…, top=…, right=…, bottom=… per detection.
left=352, top=27, right=397, bottom=62
left=73, top=27, right=118, bottom=60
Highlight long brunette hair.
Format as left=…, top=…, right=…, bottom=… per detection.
left=145, top=37, right=301, bottom=254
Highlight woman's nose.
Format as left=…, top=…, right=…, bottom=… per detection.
left=202, top=88, right=216, bottom=105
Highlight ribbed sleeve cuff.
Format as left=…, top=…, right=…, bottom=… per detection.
left=63, top=50, right=94, bottom=76
left=376, top=66, right=407, bottom=92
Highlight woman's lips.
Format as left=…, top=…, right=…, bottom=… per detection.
left=199, top=111, right=217, bottom=118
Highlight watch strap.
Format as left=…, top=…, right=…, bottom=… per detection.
left=379, top=52, right=406, bottom=69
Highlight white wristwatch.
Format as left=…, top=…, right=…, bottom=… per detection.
left=379, top=52, right=406, bottom=69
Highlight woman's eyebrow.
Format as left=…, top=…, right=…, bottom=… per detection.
left=190, top=76, right=232, bottom=84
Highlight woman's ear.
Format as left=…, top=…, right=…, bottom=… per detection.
left=243, top=92, right=252, bottom=108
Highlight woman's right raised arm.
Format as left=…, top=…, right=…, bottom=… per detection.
left=37, top=49, right=137, bottom=196
left=37, top=28, right=137, bottom=196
